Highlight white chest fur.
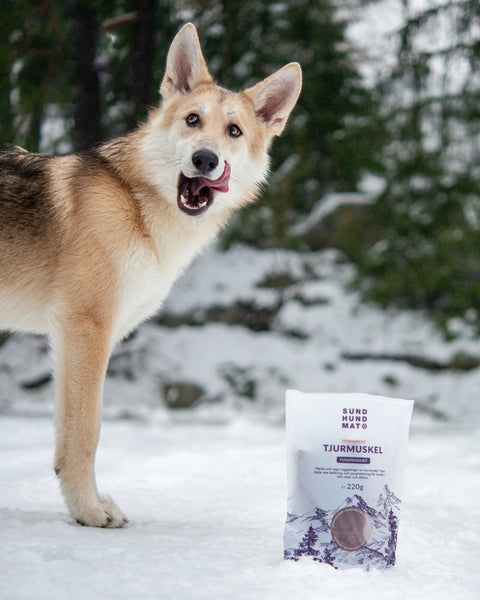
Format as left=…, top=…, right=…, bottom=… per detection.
left=114, top=220, right=216, bottom=341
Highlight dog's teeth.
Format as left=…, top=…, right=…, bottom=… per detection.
left=179, top=191, right=208, bottom=212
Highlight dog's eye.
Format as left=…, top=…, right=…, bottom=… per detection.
left=186, top=113, right=200, bottom=127
left=228, top=124, right=242, bottom=138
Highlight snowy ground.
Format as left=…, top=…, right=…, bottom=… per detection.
left=1, top=246, right=480, bottom=599
left=1, top=418, right=479, bottom=600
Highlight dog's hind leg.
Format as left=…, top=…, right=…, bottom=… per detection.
left=52, top=312, right=128, bottom=527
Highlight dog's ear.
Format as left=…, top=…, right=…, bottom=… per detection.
left=244, top=63, right=302, bottom=136
left=160, top=23, right=212, bottom=98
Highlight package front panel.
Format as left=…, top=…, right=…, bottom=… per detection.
left=284, top=392, right=413, bottom=569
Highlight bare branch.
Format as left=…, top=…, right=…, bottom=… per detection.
left=102, top=12, right=138, bottom=32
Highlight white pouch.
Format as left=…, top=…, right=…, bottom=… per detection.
left=284, top=391, right=413, bottom=569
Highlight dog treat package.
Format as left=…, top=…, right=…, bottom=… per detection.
left=284, top=391, right=413, bottom=569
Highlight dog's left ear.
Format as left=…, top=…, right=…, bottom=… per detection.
left=160, top=23, right=212, bottom=98
left=244, top=63, right=302, bottom=136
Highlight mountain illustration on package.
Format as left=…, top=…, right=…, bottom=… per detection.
left=284, top=391, right=413, bottom=570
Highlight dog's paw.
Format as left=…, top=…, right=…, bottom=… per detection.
left=99, top=495, right=129, bottom=527
left=73, top=496, right=128, bottom=528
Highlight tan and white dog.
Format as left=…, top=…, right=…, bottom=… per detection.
left=0, top=23, right=301, bottom=527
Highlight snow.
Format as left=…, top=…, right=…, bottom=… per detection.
left=290, top=190, right=375, bottom=237
left=1, top=245, right=480, bottom=599
left=1, top=418, right=479, bottom=599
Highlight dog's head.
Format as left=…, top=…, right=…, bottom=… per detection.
left=140, top=23, right=302, bottom=219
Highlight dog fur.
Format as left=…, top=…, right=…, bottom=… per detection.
left=0, top=23, right=301, bottom=527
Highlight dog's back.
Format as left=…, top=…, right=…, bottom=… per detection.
left=0, top=150, right=54, bottom=239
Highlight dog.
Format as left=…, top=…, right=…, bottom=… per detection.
left=0, top=23, right=302, bottom=527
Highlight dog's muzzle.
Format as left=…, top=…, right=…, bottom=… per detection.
left=177, top=161, right=231, bottom=216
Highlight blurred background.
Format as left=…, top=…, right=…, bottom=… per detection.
left=1, top=0, right=480, bottom=425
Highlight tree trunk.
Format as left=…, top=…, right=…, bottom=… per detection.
left=69, top=1, right=101, bottom=151
left=127, top=0, right=157, bottom=130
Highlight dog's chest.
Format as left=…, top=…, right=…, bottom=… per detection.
left=114, top=230, right=209, bottom=340
left=114, top=252, right=175, bottom=339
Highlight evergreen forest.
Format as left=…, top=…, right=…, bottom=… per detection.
left=1, top=0, right=480, bottom=335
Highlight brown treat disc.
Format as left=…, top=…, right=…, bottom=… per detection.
left=330, top=506, right=371, bottom=552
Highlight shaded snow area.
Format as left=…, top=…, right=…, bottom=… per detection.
left=1, top=246, right=480, bottom=599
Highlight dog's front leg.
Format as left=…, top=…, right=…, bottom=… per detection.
left=52, top=313, right=128, bottom=528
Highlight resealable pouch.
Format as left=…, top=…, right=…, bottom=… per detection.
left=284, top=391, right=413, bottom=570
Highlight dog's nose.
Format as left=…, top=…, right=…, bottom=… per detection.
left=192, top=149, right=219, bottom=175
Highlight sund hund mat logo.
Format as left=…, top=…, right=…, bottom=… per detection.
left=342, top=407, right=368, bottom=430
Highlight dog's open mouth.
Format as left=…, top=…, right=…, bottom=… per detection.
left=177, top=161, right=231, bottom=216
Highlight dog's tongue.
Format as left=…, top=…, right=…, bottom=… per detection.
left=190, top=161, right=231, bottom=195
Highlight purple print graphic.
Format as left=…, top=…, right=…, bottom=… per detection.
left=294, top=524, right=319, bottom=558
left=284, top=484, right=401, bottom=569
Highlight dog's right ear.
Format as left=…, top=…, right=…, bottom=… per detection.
left=160, top=23, right=212, bottom=99
left=244, top=63, right=302, bottom=137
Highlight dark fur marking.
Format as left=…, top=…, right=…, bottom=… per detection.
left=0, top=151, right=53, bottom=238
left=77, top=145, right=136, bottom=195
left=80, top=147, right=124, bottom=181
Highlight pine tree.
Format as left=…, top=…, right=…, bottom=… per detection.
left=385, top=509, right=398, bottom=566
left=357, top=0, right=480, bottom=333
left=1, top=0, right=70, bottom=152
left=322, top=544, right=336, bottom=567
left=295, top=524, right=320, bottom=557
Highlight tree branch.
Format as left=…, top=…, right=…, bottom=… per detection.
left=102, top=12, right=138, bottom=32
